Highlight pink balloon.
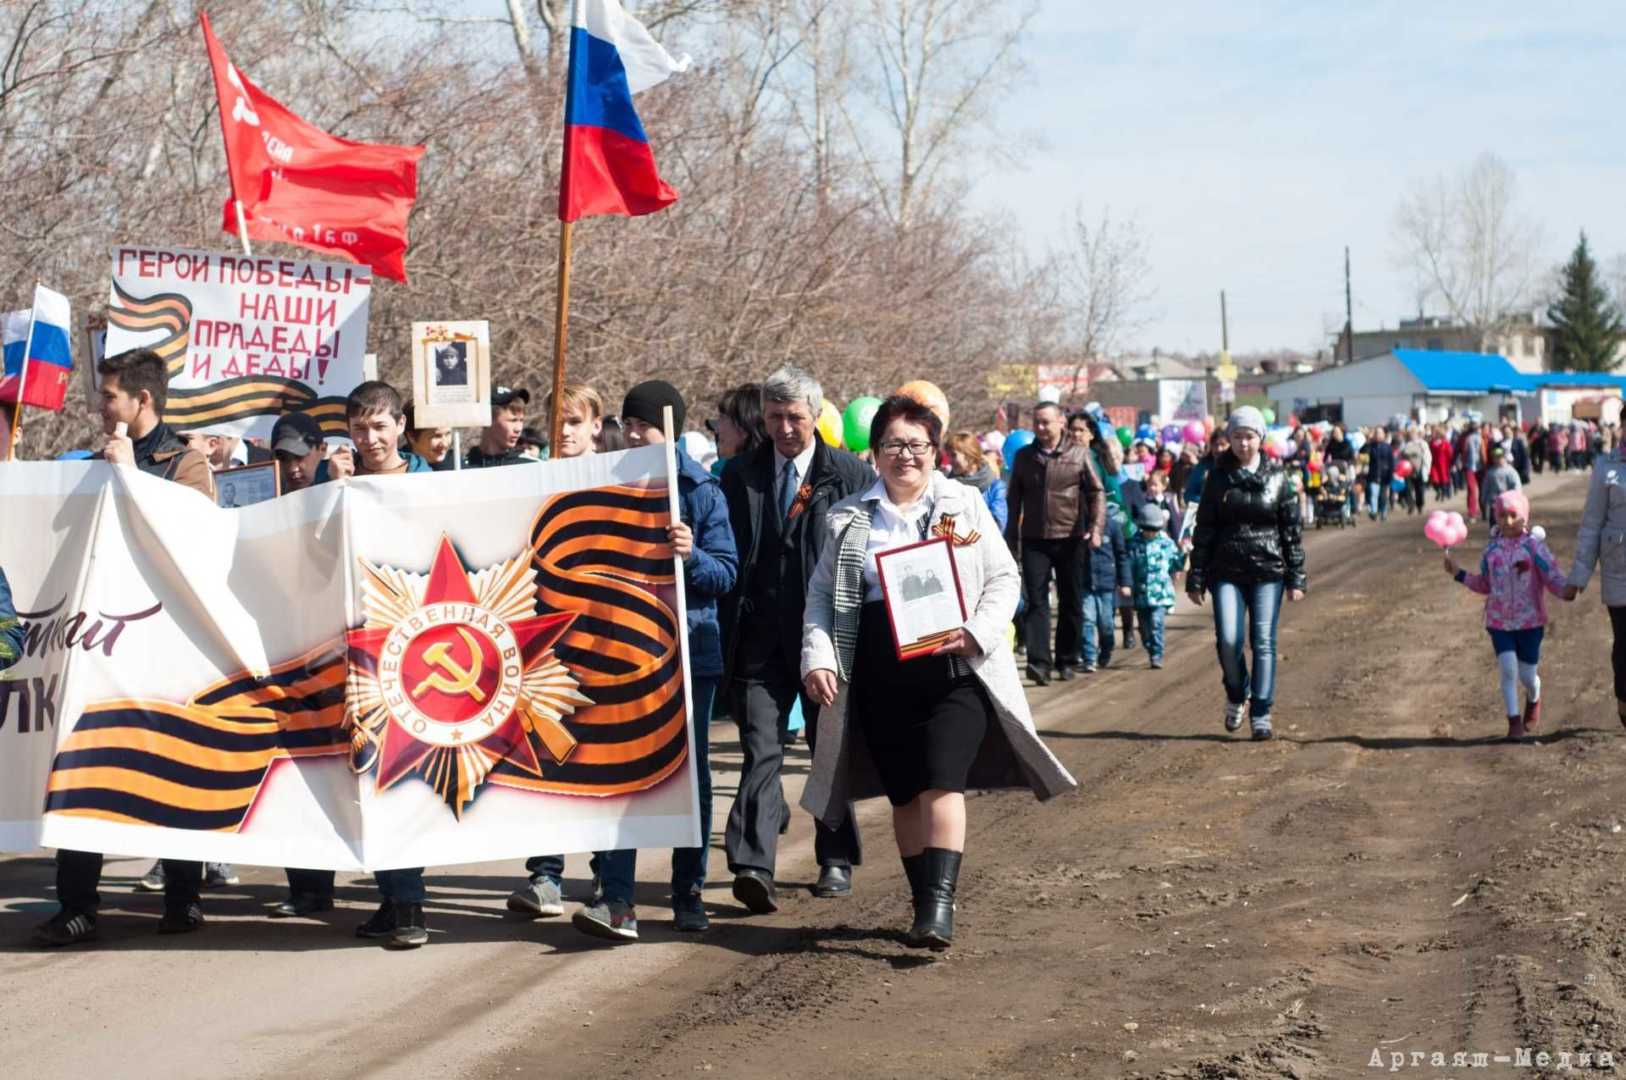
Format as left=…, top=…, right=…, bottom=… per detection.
left=1182, top=420, right=1206, bottom=445
left=1423, top=512, right=1453, bottom=548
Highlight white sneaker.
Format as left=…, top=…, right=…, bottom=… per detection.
left=1224, top=702, right=1246, bottom=733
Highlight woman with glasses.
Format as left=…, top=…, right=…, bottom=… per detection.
left=1185, top=406, right=1307, bottom=741
left=800, top=395, right=1075, bottom=949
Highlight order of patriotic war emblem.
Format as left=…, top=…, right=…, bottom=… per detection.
left=346, top=535, right=591, bottom=816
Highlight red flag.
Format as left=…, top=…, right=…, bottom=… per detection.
left=200, top=12, right=425, bottom=282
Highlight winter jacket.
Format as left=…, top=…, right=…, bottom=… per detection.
left=1569, top=449, right=1626, bottom=606
left=1455, top=532, right=1568, bottom=631
left=674, top=446, right=739, bottom=678
left=464, top=446, right=534, bottom=469
left=1187, top=453, right=1307, bottom=594
left=1366, top=439, right=1395, bottom=483
left=953, top=464, right=1008, bottom=532
left=1129, top=532, right=1184, bottom=610
left=1427, top=437, right=1453, bottom=486
left=1005, top=441, right=1105, bottom=543
left=1184, top=457, right=1215, bottom=504
left=799, top=471, right=1076, bottom=825
left=0, top=567, right=23, bottom=672
left=314, top=449, right=434, bottom=483
left=1081, top=515, right=1130, bottom=593
left=1400, top=437, right=1432, bottom=479
left=1481, top=464, right=1521, bottom=511
left=1508, top=434, right=1531, bottom=484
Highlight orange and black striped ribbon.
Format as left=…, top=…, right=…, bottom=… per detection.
left=491, top=482, right=688, bottom=798
left=45, top=646, right=347, bottom=831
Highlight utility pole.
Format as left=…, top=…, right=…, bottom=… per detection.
left=1220, top=289, right=1229, bottom=352
left=1344, top=246, right=1355, bottom=365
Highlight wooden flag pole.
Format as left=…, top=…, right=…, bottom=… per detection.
left=233, top=200, right=254, bottom=257
left=548, top=219, right=575, bottom=457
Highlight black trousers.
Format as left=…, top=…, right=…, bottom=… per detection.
left=1611, top=607, right=1626, bottom=702
left=286, top=868, right=336, bottom=896
left=57, top=850, right=201, bottom=916
left=1020, top=537, right=1083, bottom=669
left=725, top=665, right=861, bottom=876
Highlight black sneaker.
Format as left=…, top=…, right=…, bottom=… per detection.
left=387, top=903, right=428, bottom=949
left=269, top=892, right=335, bottom=918
left=672, top=895, right=710, bottom=932
left=33, top=909, right=98, bottom=947
left=1025, top=664, right=1050, bottom=687
left=1056, top=666, right=1076, bottom=682
left=158, top=903, right=205, bottom=935
left=355, top=902, right=397, bottom=939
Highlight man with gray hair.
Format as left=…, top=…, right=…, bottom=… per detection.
left=718, top=366, right=874, bottom=912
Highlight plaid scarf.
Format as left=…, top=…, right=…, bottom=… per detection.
left=830, top=511, right=872, bottom=683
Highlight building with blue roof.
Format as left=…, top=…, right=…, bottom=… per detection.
left=1268, top=350, right=1626, bottom=428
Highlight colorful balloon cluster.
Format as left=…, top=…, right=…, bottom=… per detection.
left=1424, top=510, right=1468, bottom=549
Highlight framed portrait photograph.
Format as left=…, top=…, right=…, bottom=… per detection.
left=874, top=536, right=969, bottom=661
left=214, top=461, right=280, bottom=509
left=411, top=320, right=491, bottom=428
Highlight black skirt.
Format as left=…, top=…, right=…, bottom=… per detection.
left=851, top=601, right=992, bottom=807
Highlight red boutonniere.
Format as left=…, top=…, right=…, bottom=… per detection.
left=786, top=482, right=815, bottom=522
left=932, top=514, right=981, bottom=547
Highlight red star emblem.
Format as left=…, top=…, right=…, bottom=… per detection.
left=345, top=536, right=580, bottom=813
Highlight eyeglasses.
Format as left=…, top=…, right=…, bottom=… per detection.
left=878, top=439, right=934, bottom=458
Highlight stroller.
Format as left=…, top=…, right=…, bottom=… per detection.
left=1314, top=465, right=1354, bottom=528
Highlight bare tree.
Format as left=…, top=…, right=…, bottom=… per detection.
left=851, top=0, right=1035, bottom=228
left=1391, top=152, right=1544, bottom=344
left=1053, top=205, right=1153, bottom=398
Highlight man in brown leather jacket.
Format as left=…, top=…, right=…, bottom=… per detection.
left=1004, top=402, right=1106, bottom=684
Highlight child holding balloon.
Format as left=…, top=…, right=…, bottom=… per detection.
left=1441, top=491, right=1572, bottom=740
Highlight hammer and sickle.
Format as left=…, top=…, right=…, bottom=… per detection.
left=411, top=627, right=487, bottom=702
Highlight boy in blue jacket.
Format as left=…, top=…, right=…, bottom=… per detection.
left=572, top=380, right=739, bottom=942
left=1075, top=511, right=1131, bottom=673
left=1128, top=504, right=1185, bottom=668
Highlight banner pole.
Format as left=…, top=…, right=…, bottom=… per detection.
left=548, top=219, right=575, bottom=457
left=452, top=429, right=462, bottom=471
left=7, top=283, right=41, bottom=462
left=233, top=200, right=254, bottom=257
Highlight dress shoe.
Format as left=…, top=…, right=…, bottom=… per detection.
left=732, top=868, right=778, bottom=914
left=1055, top=666, right=1076, bottom=682
left=1025, top=664, right=1050, bottom=687
left=269, top=892, right=335, bottom=918
left=811, top=864, right=852, bottom=898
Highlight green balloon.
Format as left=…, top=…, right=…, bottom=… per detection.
left=1116, top=426, right=1133, bottom=448
left=843, top=396, right=883, bottom=452
left=1262, top=407, right=1277, bottom=424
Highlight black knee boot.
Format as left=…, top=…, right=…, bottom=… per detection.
left=901, top=853, right=924, bottom=916
left=906, top=847, right=961, bottom=950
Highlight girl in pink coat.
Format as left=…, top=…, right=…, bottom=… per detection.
left=1444, top=490, right=1572, bottom=740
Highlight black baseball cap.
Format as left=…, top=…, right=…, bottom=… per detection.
left=492, top=386, right=531, bottom=408
left=272, top=412, right=324, bottom=457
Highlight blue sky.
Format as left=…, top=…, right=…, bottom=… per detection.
left=968, top=2, right=1626, bottom=354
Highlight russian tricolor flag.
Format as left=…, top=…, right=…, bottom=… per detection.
left=0, top=285, right=73, bottom=413
left=559, top=0, right=690, bottom=222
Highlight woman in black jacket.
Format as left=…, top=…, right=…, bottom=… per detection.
left=1185, top=407, right=1307, bottom=740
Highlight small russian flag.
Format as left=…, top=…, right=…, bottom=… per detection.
left=0, top=285, right=74, bottom=413
left=559, top=0, right=690, bottom=222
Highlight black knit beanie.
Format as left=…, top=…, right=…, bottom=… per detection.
left=621, top=380, right=685, bottom=433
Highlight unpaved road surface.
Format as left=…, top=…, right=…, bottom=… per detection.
left=4, top=473, right=1624, bottom=1080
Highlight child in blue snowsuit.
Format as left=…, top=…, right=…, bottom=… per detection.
left=1128, top=504, right=1185, bottom=668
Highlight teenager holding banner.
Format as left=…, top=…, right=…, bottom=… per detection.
left=317, top=382, right=432, bottom=484
left=571, top=381, right=737, bottom=941
left=34, top=350, right=216, bottom=946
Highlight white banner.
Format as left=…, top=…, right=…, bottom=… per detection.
left=1157, top=379, right=1208, bottom=423
left=0, top=446, right=698, bottom=870
left=104, top=245, right=371, bottom=440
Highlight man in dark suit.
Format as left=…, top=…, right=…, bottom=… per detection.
left=719, top=367, right=874, bottom=912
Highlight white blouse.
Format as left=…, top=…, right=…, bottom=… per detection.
left=861, top=480, right=935, bottom=603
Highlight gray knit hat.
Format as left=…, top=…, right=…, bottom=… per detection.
left=1135, top=503, right=1169, bottom=530
left=1227, top=406, right=1266, bottom=436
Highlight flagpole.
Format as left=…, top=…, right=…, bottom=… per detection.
left=233, top=200, right=254, bottom=257
left=548, top=219, right=575, bottom=456
left=7, top=283, right=40, bottom=462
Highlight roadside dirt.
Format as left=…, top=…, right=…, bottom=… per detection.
left=4, top=474, right=1622, bottom=1080
left=482, top=473, right=1626, bottom=1080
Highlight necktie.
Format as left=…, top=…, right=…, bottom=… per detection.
left=779, top=459, right=798, bottom=519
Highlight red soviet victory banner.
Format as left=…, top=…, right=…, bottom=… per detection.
left=199, top=12, right=426, bottom=282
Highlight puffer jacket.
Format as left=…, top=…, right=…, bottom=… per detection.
left=1186, top=453, right=1306, bottom=593
left=0, top=567, right=23, bottom=671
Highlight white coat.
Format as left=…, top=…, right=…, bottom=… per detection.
left=1570, top=449, right=1626, bottom=607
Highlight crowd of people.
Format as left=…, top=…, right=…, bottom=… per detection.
left=6, top=353, right=1626, bottom=960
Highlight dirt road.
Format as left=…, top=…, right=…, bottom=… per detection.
left=4, top=473, right=1624, bottom=1079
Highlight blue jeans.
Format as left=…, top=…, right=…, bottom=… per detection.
left=1211, top=580, right=1284, bottom=715
left=375, top=867, right=425, bottom=904
left=581, top=676, right=719, bottom=908
left=1365, top=480, right=1389, bottom=519
left=1137, top=606, right=1167, bottom=659
left=1080, top=589, right=1116, bottom=665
